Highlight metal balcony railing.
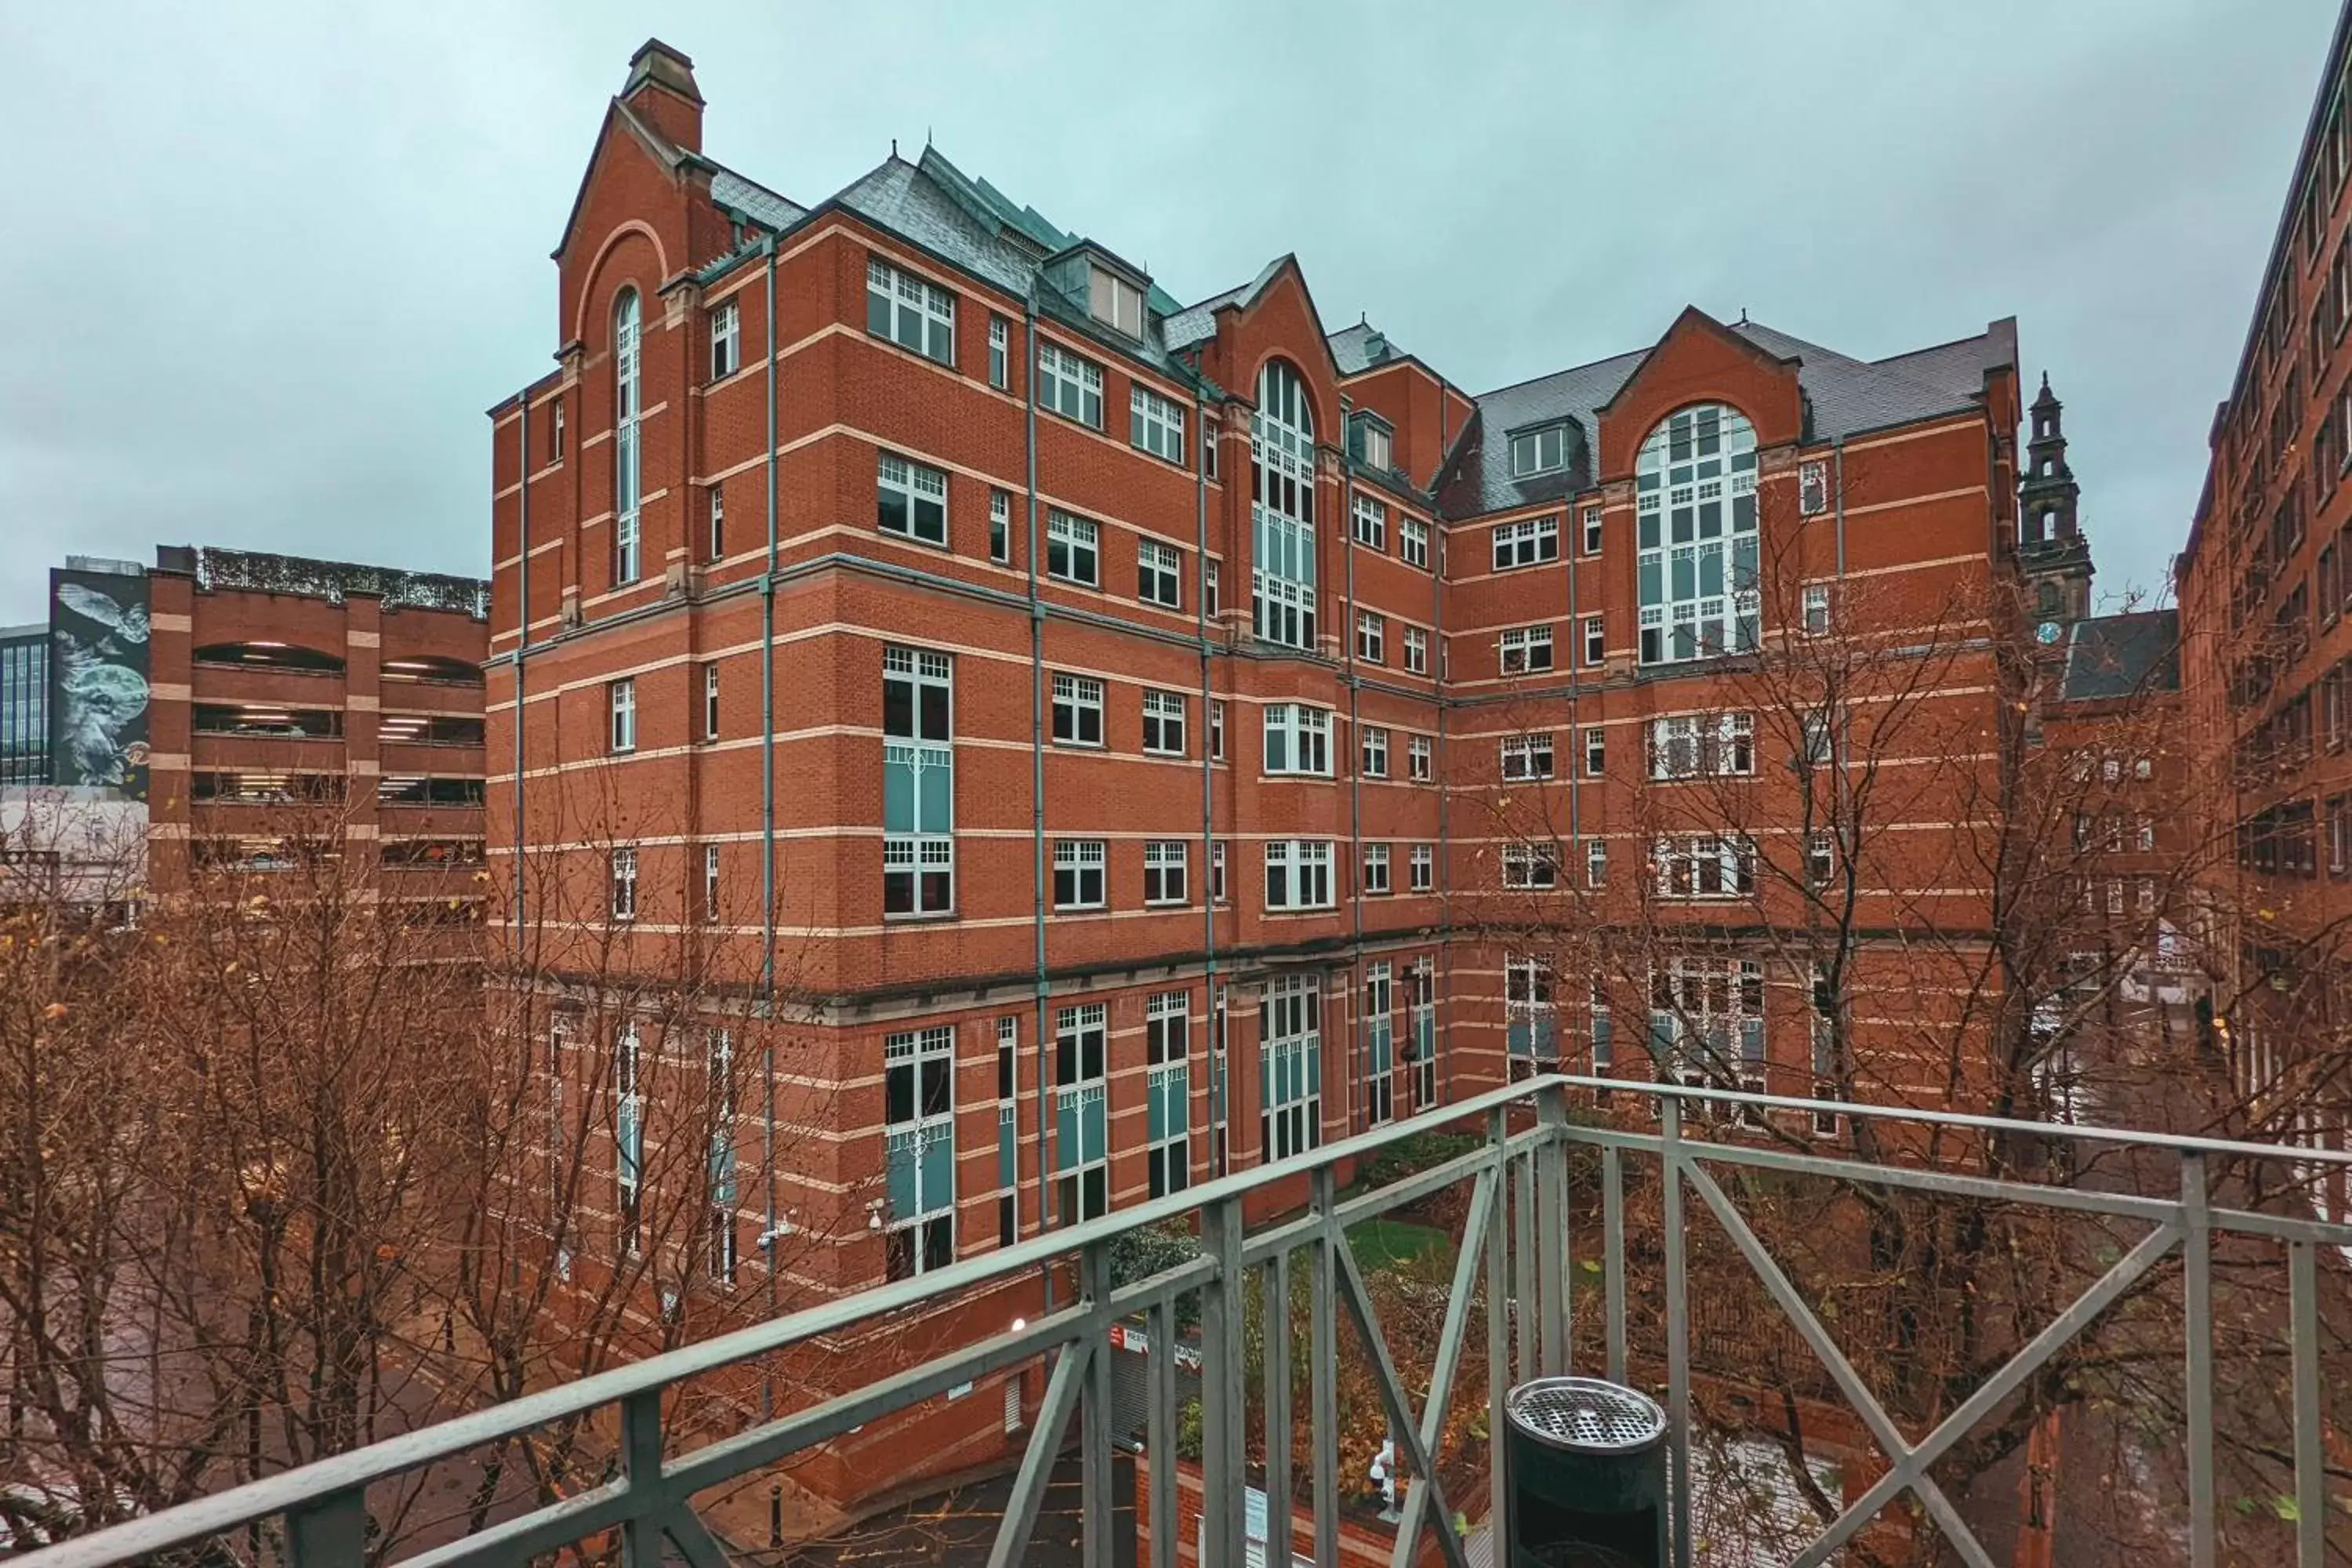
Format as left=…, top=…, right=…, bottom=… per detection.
left=17, top=1076, right=2352, bottom=1568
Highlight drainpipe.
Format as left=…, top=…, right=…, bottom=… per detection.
left=1341, top=399, right=1364, bottom=1134
left=1434, top=393, right=1454, bottom=1101
left=1195, top=390, right=1218, bottom=1163
left=760, top=234, right=780, bottom=1006
left=759, top=231, right=780, bottom=1415
left=513, top=390, right=530, bottom=960
left=1025, top=302, right=1051, bottom=1308
left=1566, top=498, right=1583, bottom=857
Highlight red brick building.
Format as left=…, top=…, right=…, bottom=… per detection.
left=144, top=545, right=489, bottom=906
left=2177, top=0, right=2352, bottom=1207
left=488, top=41, right=2043, bottom=1502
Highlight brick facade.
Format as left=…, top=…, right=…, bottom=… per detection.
left=489, top=40, right=2042, bottom=1514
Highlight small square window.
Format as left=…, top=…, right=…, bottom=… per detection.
left=878, top=453, right=949, bottom=547
left=1047, top=510, right=1100, bottom=586
left=1051, top=673, right=1105, bottom=746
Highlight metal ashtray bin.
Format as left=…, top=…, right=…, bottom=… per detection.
left=1504, top=1376, right=1670, bottom=1568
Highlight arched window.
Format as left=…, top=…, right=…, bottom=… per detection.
left=613, top=289, right=642, bottom=585
left=1252, top=361, right=1317, bottom=650
left=1636, top=404, right=1759, bottom=664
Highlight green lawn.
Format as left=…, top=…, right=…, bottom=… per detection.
left=1346, top=1216, right=1455, bottom=1272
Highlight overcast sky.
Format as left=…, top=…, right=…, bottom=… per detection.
left=0, top=2, right=2334, bottom=622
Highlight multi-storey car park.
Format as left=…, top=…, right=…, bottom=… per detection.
left=488, top=39, right=2048, bottom=1507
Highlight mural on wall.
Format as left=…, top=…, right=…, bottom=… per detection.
left=48, top=568, right=151, bottom=796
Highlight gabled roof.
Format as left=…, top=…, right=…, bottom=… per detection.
left=1163, top=256, right=1290, bottom=352
left=1435, top=315, right=2017, bottom=519
left=2058, top=608, right=2181, bottom=702
left=552, top=95, right=689, bottom=263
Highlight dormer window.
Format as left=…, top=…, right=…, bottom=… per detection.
left=1350, top=412, right=1395, bottom=472
left=1363, top=423, right=1392, bottom=471
left=1090, top=266, right=1145, bottom=338
left=1510, top=423, right=1570, bottom=478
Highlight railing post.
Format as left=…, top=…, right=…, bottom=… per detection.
left=619, top=1389, right=666, bottom=1568
left=1512, top=1141, right=1536, bottom=1384
left=1486, top=1108, right=1513, bottom=1568
left=1661, top=1094, right=1692, bottom=1568
left=1535, top=1081, right=1569, bottom=1376
left=1148, top=1297, right=1178, bottom=1568
left=2180, top=1150, right=2213, bottom=1568
left=1311, top=1167, right=1341, bottom=1568
left=1263, top=1249, right=1293, bottom=1564
left=283, top=1488, right=367, bottom=1568
left=1201, top=1194, right=1248, bottom=1568
left=1080, top=1240, right=1116, bottom=1568
left=1602, top=1144, right=1628, bottom=1385
left=2290, top=1240, right=2324, bottom=1568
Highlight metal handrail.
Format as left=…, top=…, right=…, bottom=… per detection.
left=16, top=1073, right=2350, bottom=1568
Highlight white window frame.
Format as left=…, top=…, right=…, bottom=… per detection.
left=708, top=485, right=725, bottom=561
left=1508, top=426, right=1570, bottom=477
left=1803, top=583, right=1831, bottom=636
left=1053, top=839, right=1108, bottom=910
left=1364, top=962, right=1396, bottom=1125
left=1263, top=839, right=1335, bottom=911
left=1145, top=992, right=1190, bottom=1198
left=1138, top=538, right=1182, bottom=607
left=1142, top=689, right=1187, bottom=756
left=1131, top=384, right=1186, bottom=463
left=1363, top=842, right=1392, bottom=895
left=878, top=452, right=949, bottom=547
left=610, top=845, right=638, bottom=921
left=1144, top=840, right=1189, bottom=906
left=1492, top=516, right=1561, bottom=571
left=709, top=300, right=739, bottom=380
left=1501, top=733, right=1555, bottom=780
left=1403, top=626, right=1429, bottom=674
left=1807, top=829, right=1836, bottom=888
left=1504, top=955, right=1557, bottom=1076
left=1051, top=673, right=1105, bottom=747
left=1352, top=494, right=1388, bottom=550
left=1584, top=726, right=1606, bottom=777
left=883, top=646, right=956, bottom=918
left=1586, top=839, right=1608, bottom=887
left=1407, top=733, right=1433, bottom=782
left=1636, top=403, right=1761, bottom=665
left=1263, top=703, right=1333, bottom=775
left=1210, top=699, right=1226, bottom=760
left=1654, top=834, right=1758, bottom=901
left=1054, top=1004, right=1109, bottom=1224
left=1211, top=840, right=1229, bottom=904
left=1260, top=975, right=1322, bottom=1163
left=990, top=488, right=1012, bottom=564
left=1410, top=844, right=1435, bottom=892
left=1502, top=842, right=1560, bottom=889
left=1582, top=615, right=1606, bottom=666
left=703, top=842, right=721, bottom=922
left=988, top=314, right=1010, bottom=389
left=1799, top=459, right=1829, bottom=517
left=1356, top=611, right=1386, bottom=663
left=1251, top=361, right=1319, bottom=651
left=1648, top=713, right=1755, bottom=780
left=1361, top=725, right=1389, bottom=778
left=1400, top=517, right=1430, bottom=569
left=1047, top=509, right=1100, bottom=586
left=609, top=678, right=636, bottom=753
left=1500, top=626, right=1554, bottom=674
left=866, top=256, right=956, bottom=365
left=1361, top=423, right=1394, bottom=472
left=1090, top=266, right=1145, bottom=337
left=1581, top=505, right=1604, bottom=555
left=884, top=1025, right=956, bottom=1278
left=1038, top=341, right=1105, bottom=428
left=613, top=291, right=641, bottom=584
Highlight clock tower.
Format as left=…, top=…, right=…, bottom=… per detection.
left=2017, top=374, right=2092, bottom=640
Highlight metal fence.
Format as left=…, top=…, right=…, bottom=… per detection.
left=17, top=1075, right=2352, bottom=1568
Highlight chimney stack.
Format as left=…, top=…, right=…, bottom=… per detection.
left=621, top=39, right=703, bottom=154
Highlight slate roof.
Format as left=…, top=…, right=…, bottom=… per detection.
left=707, top=165, right=804, bottom=233
left=1327, top=320, right=1405, bottom=376
left=1163, top=256, right=1289, bottom=352
left=2059, top=609, right=2181, bottom=702
left=1435, top=316, right=2018, bottom=519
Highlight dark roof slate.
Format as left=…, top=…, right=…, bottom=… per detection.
left=1435, top=316, right=2018, bottom=520
left=2059, top=609, right=2180, bottom=702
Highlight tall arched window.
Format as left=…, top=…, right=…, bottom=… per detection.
left=1635, top=403, right=1759, bottom=664
left=613, top=289, right=642, bottom=585
left=1252, top=361, right=1316, bottom=650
